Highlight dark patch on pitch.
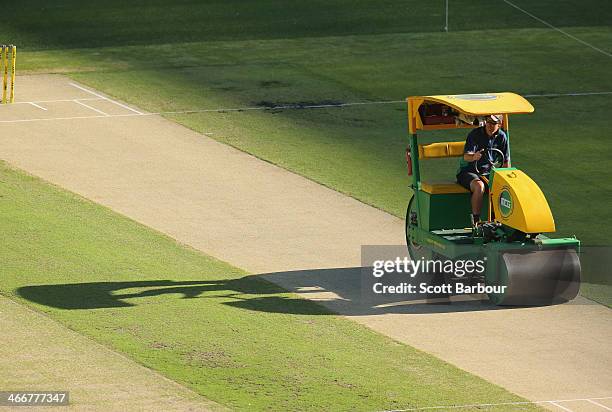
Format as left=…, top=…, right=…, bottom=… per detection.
left=255, top=99, right=345, bottom=112
left=258, top=80, right=289, bottom=88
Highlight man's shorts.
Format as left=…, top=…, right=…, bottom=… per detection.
left=456, top=170, right=487, bottom=191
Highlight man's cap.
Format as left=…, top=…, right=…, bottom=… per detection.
left=485, top=114, right=503, bottom=124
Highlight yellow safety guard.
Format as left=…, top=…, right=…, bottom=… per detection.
left=490, top=169, right=555, bottom=233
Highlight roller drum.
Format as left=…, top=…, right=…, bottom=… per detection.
left=490, top=248, right=580, bottom=305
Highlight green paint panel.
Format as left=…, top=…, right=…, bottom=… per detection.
left=417, top=191, right=472, bottom=231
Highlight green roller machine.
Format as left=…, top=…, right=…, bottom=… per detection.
left=405, top=93, right=580, bottom=305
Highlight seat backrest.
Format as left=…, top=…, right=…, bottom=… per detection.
left=418, top=141, right=464, bottom=159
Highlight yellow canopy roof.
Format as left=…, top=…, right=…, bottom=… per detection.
left=410, top=92, right=534, bottom=115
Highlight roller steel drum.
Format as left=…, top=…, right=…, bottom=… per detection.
left=487, top=248, right=581, bottom=305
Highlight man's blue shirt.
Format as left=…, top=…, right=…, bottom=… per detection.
left=457, top=127, right=510, bottom=175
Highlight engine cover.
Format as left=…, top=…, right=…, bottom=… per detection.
left=489, top=168, right=555, bottom=234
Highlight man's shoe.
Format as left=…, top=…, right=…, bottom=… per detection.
left=470, top=214, right=480, bottom=228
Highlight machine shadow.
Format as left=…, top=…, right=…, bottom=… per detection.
left=258, top=267, right=514, bottom=315
left=16, top=278, right=325, bottom=315
left=16, top=268, right=518, bottom=315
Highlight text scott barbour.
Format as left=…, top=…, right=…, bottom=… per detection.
left=370, top=257, right=507, bottom=295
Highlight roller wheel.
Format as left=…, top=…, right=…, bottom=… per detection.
left=405, top=196, right=434, bottom=261
left=487, top=248, right=581, bottom=305
left=405, top=196, right=448, bottom=299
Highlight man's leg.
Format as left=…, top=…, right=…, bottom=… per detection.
left=469, top=178, right=486, bottom=219
left=457, top=171, right=486, bottom=225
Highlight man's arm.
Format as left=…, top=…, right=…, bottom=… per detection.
left=502, top=133, right=511, bottom=167
left=463, top=132, right=481, bottom=162
left=464, top=149, right=484, bottom=162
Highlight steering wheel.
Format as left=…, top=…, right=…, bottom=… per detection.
left=474, top=147, right=505, bottom=175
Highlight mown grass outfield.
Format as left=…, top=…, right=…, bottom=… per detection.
left=0, top=162, right=539, bottom=411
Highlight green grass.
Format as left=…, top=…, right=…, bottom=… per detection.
left=5, top=0, right=610, bottom=49
left=0, top=162, right=540, bottom=411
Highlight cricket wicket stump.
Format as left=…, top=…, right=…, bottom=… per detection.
left=1, top=44, right=17, bottom=104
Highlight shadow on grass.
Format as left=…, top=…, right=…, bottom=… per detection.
left=259, top=267, right=517, bottom=314
left=16, top=277, right=326, bottom=315
left=16, top=268, right=520, bottom=315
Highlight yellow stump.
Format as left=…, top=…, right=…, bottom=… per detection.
left=1, top=45, right=16, bottom=104
left=1, top=45, right=7, bottom=104
left=10, top=45, right=16, bottom=103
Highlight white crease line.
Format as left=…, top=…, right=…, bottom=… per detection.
left=69, top=82, right=109, bottom=99
left=383, top=396, right=612, bottom=411
left=103, top=97, right=144, bottom=114
left=8, top=98, right=104, bottom=105
left=549, top=401, right=574, bottom=412
left=1, top=91, right=611, bottom=124
left=69, top=82, right=144, bottom=115
left=6, top=91, right=604, bottom=112
left=503, top=0, right=612, bottom=58
left=73, top=99, right=109, bottom=116
left=5, top=91, right=607, bottom=113
left=588, top=399, right=612, bottom=411
left=163, top=100, right=405, bottom=114
left=525, top=91, right=612, bottom=97
left=0, top=113, right=129, bottom=123
left=28, top=102, right=47, bottom=111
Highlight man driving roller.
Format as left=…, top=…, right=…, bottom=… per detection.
left=456, top=114, right=510, bottom=225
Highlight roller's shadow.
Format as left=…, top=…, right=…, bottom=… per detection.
left=16, top=267, right=512, bottom=315
left=260, top=267, right=507, bottom=314
left=16, top=278, right=327, bottom=314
